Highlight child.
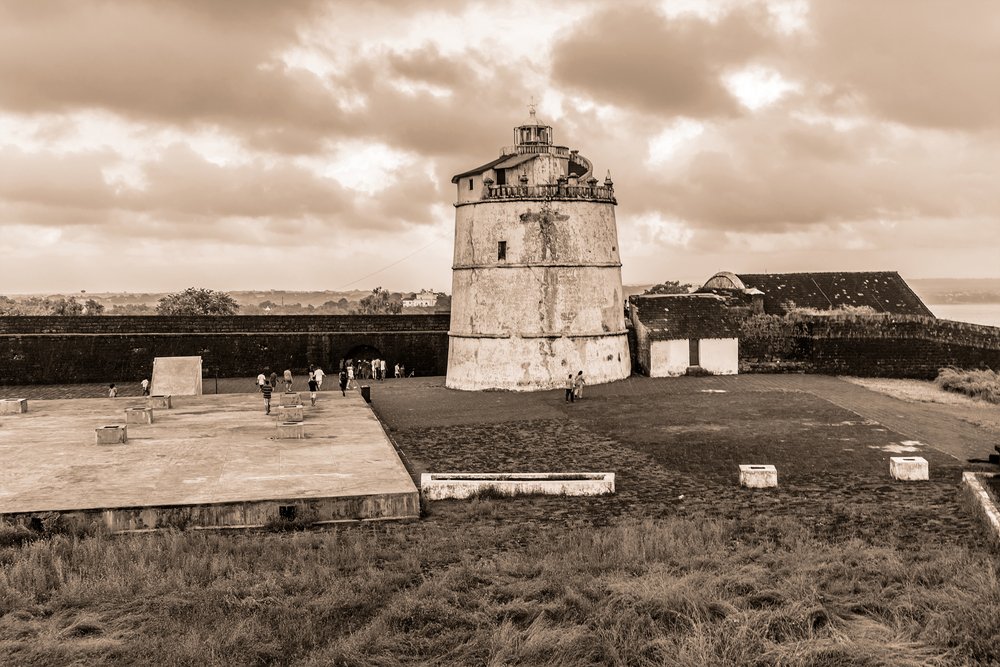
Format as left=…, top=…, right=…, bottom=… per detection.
left=565, top=374, right=575, bottom=402
left=308, top=376, right=318, bottom=406
left=339, top=369, right=348, bottom=396
left=108, top=383, right=118, bottom=398
left=140, top=378, right=149, bottom=396
left=261, top=381, right=273, bottom=414
left=283, top=369, right=293, bottom=392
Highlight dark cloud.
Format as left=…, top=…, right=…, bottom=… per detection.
left=801, top=0, right=1000, bottom=129
left=550, top=5, right=775, bottom=117
left=0, top=2, right=345, bottom=140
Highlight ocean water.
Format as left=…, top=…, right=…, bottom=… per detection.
left=929, top=303, right=1000, bottom=328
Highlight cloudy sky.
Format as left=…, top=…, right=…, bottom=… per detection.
left=1, top=0, right=998, bottom=294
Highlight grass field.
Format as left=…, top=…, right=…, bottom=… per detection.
left=2, top=375, right=1000, bottom=665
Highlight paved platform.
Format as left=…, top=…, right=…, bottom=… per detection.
left=0, top=391, right=418, bottom=530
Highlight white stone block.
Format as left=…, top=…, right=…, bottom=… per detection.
left=0, top=398, right=28, bottom=414
left=739, top=464, right=777, bottom=488
left=281, top=392, right=301, bottom=407
left=890, top=456, right=928, bottom=481
left=125, top=407, right=154, bottom=425
left=96, top=425, right=128, bottom=445
left=148, top=395, right=172, bottom=409
left=276, top=422, right=304, bottom=439
left=420, top=472, right=616, bottom=500
left=277, top=405, right=304, bottom=422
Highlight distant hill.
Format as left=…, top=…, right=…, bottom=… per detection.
left=907, top=279, right=1000, bottom=305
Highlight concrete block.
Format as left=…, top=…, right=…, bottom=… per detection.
left=420, top=472, right=615, bottom=500
left=281, top=392, right=301, bottom=406
left=277, top=404, right=304, bottom=422
left=125, top=407, right=154, bottom=425
left=276, top=421, right=304, bottom=439
left=739, top=464, right=777, bottom=488
left=361, top=385, right=371, bottom=403
left=0, top=398, right=28, bottom=414
left=151, top=356, right=202, bottom=396
left=148, top=395, right=172, bottom=409
left=96, top=425, right=127, bottom=445
left=890, top=456, right=928, bottom=481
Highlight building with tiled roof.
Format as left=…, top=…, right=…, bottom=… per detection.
left=628, top=293, right=741, bottom=377
left=699, top=271, right=933, bottom=317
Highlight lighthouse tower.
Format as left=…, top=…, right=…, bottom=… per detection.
left=446, top=108, right=631, bottom=391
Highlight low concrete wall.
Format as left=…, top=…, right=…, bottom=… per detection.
left=421, top=472, right=615, bottom=500
left=961, top=472, right=1000, bottom=547
left=3, top=491, right=421, bottom=533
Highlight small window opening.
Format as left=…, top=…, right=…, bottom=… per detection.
left=497, top=241, right=507, bottom=261
left=278, top=505, right=297, bottom=520
left=689, top=339, right=700, bottom=366
left=468, top=178, right=474, bottom=190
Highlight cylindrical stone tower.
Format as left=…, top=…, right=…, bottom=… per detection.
left=446, top=109, right=631, bottom=391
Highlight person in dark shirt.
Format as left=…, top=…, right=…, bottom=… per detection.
left=339, top=369, right=348, bottom=396
left=308, top=377, right=318, bottom=406
left=260, top=382, right=273, bottom=414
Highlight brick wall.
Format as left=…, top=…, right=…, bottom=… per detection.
left=0, top=315, right=451, bottom=384
left=740, top=314, right=1000, bottom=378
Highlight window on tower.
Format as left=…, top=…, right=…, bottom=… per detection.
left=468, top=178, right=474, bottom=190
left=497, top=241, right=507, bottom=261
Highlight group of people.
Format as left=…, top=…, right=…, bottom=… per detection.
left=564, top=370, right=586, bottom=403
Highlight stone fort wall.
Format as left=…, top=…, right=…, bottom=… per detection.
left=739, top=315, right=1000, bottom=378
left=0, top=315, right=451, bottom=385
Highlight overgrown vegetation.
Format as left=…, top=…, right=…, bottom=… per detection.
left=936, top=367, right=1000, bottom=403
left=1, top=518, right=998, bottom=664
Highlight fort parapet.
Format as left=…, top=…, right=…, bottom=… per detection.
left=0, top=315, right=450, bottom=385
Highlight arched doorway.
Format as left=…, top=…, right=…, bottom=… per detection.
left=341, top=344, right=383, bottom=381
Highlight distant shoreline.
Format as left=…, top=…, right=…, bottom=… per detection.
left=930, top=303, right=1000, bottom=328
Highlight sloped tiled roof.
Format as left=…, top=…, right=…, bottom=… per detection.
left=451, top=154, right=538, bottom=183
left=700, top=271, right=934, bottom=317
left=631, top=293, right=741, bottom=340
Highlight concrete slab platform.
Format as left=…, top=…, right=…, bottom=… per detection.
left=0, top=392, right=418, bottom=530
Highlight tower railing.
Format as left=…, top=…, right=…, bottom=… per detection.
left=482, top=183, right=616, bottom=203
left=499, top=144, right=571, bottom=158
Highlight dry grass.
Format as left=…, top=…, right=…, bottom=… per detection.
left=936, top=367, right=1000, bottom=404
left=2, top=517, right=1000, bottom=665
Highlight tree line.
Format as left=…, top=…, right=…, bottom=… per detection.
left=0, top=287, right=447, bottom=316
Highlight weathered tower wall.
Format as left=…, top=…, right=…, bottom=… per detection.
left=447, top=197, right=630, bottom=390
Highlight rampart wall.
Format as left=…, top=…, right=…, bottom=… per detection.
left=0, top=315, right=451, bottom=385
left=740, top=315, right=1000, bottom=378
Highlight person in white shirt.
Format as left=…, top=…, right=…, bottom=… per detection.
left=313, top=367, right=325, bottom=390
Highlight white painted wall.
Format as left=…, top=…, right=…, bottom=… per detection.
left=649, top=339, right=690, bottom=377
left=699, top=338, right=739, bottom=375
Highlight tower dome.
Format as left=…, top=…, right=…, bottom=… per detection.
left=446, top=111, right=630, bottom=391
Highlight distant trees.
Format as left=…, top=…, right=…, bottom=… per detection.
left=156, top=288, right=239, bottom=315
left=50, top=297, right=84, bottom=316
left=353, top=287, right=403, bottom=315
left=644, top=280, right=696, bottom=295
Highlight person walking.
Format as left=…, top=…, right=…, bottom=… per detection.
left=140, top=378, right=150, bottom=396
left=256, top=373, right=266, bottom=389
left=261, top=380, right=273, bottom=414
left=313, top=366, right=325, bottom=390
left=339, top=369, right=348, bottom=396
left=347, top=364, right=355, bottom=389
left=565, top=374, right=575, bottom=403
left=283, top=369, right=293, bottom=392
left=573, top=370, right=586, bottom=400
left=380, top=358, right=387, bottom=381
left=307, top=376, right=318, bottom=406
left=269, top=372, right=278, bottom=388
left=108, top=383, right=118, bottom=398
left=394, top=363, right=400, bottom=379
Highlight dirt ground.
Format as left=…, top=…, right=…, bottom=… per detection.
left=369, top=375, right=995, bottom=551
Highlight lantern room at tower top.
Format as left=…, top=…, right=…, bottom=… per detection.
left=446, top=109, right=631, bottom=392
left=451, top=107, right=616, bottom=206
